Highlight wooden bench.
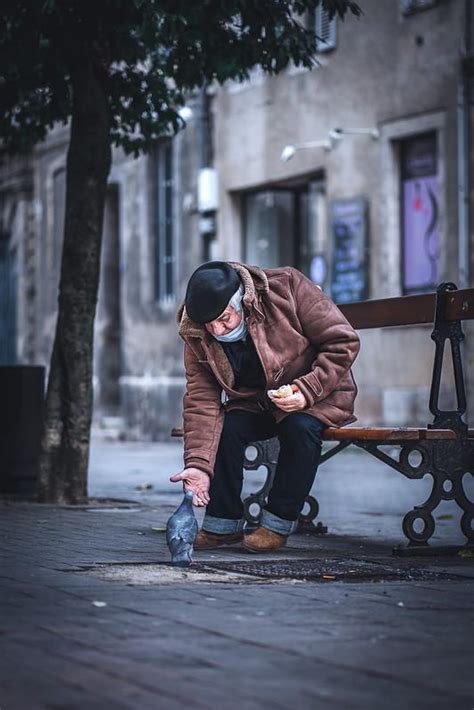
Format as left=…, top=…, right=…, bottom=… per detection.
left=172, top=282, right=474, bottom=552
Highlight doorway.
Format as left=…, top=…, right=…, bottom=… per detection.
left=0, top=231, right=17, bottom=364
left=95, top=184, right=122, bottom=415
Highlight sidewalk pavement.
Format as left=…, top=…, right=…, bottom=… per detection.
left=1, top=438, right=473, bottom=709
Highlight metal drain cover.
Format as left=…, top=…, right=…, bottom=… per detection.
left=76, top=558, right=467, bottom=585
left=199, top=558, right=453, bottom=582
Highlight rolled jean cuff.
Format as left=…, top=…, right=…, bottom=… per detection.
left=261, top=509, right=299, bottom=536
left=202, top=515, right=246, bottom=535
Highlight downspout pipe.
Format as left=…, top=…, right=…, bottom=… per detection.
left=459, top=0, right=473, bottom=423
left=458, top=0, right=471, bottom=289
left=199, top=79, right=212, bottom=170
left=198, top=80, right=217, bottom=260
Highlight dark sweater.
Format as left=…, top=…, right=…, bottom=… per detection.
left=222, top=335, right=266, bottom=390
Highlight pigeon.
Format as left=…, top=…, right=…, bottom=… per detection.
left=166, top=490, right=198, bottom=566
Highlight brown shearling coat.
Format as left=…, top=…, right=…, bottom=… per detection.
left=177, top=264, right=360, bottom=476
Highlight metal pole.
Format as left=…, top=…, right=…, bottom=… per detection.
left=458, top=1, right=471, bottom=289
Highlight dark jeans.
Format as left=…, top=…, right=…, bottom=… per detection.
left=206, top=410, right=326, bottom=523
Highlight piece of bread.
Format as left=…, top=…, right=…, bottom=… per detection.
left=267, top=384, right=294, bottom=399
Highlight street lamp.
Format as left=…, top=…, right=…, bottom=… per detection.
left=178, top=105, right=194, bottom=122
left=280, top=139, right=333, bottom=162
left=280, top=126, right=379, bottom=162
left=329, top=127, right=380, bottom=140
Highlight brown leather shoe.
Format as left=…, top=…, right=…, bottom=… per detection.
left=242, top=527, right=287, bottom=553
left=195, top=529, right=244, bottom=550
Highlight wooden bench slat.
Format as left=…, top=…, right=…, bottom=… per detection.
left=339, top=294, right=435, bottom=329
left=171, top=426, right=473, bottom=441
left=323, top=427, right=422, bottom=441
left=323, top=427, right=474, bottom=441
left=423, top=429, right=464, bottom=440
left=339, top=287, right=474, bottom=330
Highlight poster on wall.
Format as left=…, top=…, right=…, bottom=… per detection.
left=330, top=197, right=369, bottom=304
left=401, top=133, right=439, bottom=294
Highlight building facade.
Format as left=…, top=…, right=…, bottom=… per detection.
left=1, top=0, right=472, bottom=438
left=212, top=0, right=473, bottom=426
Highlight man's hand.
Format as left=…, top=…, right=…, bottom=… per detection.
left=169, top=467, right=211, bottom=507
left=269, top=385, right=307, bottom=413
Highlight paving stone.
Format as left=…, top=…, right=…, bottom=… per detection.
left=1, top=441, right=473, bottom=708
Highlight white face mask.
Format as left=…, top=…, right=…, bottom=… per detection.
left=213, top=315, right=248, bottom=343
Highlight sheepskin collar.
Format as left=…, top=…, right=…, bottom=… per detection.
left=177, top=262, right=269, bottom=340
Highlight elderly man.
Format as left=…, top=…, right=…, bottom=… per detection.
left=170, top=261, right=360, bottom=552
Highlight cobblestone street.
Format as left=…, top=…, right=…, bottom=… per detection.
left=1, top=439, right=473, bottom=709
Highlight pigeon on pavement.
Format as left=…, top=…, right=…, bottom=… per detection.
left=166, top=490, right=198, bottom=566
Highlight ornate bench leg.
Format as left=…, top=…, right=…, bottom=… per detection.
left=355, top=439, right=474, bottom=554
left=297, top=495, right=328, bottom=534
left=242, top=439, right=278, bottom=528
left=401, top=506, right=436, bottom=546
left=242, top=438, right=328, bottom=534
left=392, top=440, right=473, bottom=555
left=295, top=441, right=353, bottom=535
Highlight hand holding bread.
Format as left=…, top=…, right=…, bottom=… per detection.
left=267, top=384, right=307, bottom=412
left=267, top=384, right=295, bottom=399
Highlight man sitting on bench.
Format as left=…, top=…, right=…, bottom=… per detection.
left=170, top=262, right=360, bottom=552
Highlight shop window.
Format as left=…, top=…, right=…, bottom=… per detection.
left=243, top=181, right=327, bottom=286
left=298, top=181, right=329, bottom=289
left=244, top=191, right=294, bottom=268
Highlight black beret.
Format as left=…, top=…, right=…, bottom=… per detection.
left=185, top=262, right=241, bottom=323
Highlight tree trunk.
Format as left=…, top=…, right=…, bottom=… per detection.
left=38, top=56, right=111, bottom=504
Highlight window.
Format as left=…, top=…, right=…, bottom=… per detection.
left=400, top=133, right=439, bottom=294
left=153, top=141, right=175, bottom=303
left=315, top=6, right=337, bottom=53
left=298, top=181, right=328, bottom=288
left=400, top=0, right=437, bottom=15
left=244, top=191, right=294, bottom=268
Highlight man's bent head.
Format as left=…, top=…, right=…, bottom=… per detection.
left=185, top=261, right=241, bottom=324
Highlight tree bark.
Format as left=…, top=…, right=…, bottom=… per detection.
left=38, top=55, right=111, bottom=504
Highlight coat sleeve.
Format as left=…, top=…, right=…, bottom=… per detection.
left=290, top=269, right=360, bottom=408
left=182, top=342, right=224, bottom=477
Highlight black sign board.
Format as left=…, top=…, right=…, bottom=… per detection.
left=330, top=197, right=369, bottom=304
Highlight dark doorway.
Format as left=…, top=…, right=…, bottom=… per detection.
left=0, top=231, right=17, bottom=364
left=96, top=184, right=122, bottom=415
